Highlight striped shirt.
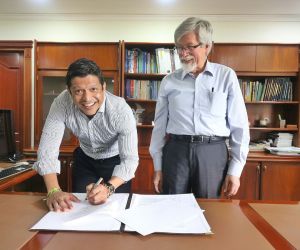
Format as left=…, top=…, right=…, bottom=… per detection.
left=33, top=90, right=139, bottom=181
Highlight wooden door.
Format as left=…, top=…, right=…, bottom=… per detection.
left=0, top=41, right=32, bottom=151
left=260, top=161, right=300, bottom=201
left=0, top=51, right=23, bottom=153
left=234, top=161, right=260, bottom=200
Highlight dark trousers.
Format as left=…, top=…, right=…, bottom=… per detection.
left=72, top=147, right=131, bottom=193
left=162, top=138, right=228, bottom=198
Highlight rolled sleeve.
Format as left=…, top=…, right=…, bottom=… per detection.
left=33, top=95, right=66, bottom=176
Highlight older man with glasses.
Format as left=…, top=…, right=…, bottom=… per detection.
left=150, top=17, right=250, bottom=198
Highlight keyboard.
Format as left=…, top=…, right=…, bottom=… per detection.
left=0, top=163, right=33, bottom=181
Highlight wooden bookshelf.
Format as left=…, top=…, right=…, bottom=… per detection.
left=121, top=42, right=300, bottom=197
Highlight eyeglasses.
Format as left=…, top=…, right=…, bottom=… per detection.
left=174, top=43, right=204, bottom=53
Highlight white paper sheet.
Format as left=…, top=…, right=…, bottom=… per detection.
left=31, top=193, right=129, bottom=231
left=113, top=193, right=211, bottom=236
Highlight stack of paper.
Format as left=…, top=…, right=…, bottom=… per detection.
left=272, top=133, right=293, bottom=147
left=265, top=146, right=300, bottom=156
left=31, top=193, right=211, bottom=236
left=114, top=193, right=211, bottom=236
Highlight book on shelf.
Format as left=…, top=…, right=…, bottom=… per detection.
left=125, top=47, right=180, bottom=74
left=125, top=79, right=161, bottom=100
left=239, top=77, right=293, bottom=102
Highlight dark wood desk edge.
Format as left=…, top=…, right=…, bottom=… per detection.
left=0, top=170, right=37, bottom=191
left=21, top=231, right=56, bottom=250
left=239, top=200, right=297, bottom=250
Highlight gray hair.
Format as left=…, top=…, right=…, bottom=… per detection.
left=174, top=17, right=213, bottom=46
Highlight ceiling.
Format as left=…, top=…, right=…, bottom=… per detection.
left=0, top=0, right=300, bottom=21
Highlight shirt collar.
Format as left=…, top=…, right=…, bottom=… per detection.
left=98, top=93, right=106, bottom=113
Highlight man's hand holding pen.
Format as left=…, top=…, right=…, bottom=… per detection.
left=86, top=177, right=110, bottom=205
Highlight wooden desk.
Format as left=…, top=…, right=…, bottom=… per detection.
left=0, top=163, right=37, bottom=191
left=0, top=194, right=298, bottom=250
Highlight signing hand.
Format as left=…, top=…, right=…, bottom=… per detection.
left=223, top=174, right=240, bottom=198
left=86, top=183, right=109, bottom=205
left=47, top=191, right=80, bottom=212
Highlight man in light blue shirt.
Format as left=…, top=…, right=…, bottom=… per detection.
left=150, top=17, right=249, bottom=198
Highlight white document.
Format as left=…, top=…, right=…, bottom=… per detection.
left=31, top=193, right=129, bottom=231
left=113, top=193, right=211, bottom=236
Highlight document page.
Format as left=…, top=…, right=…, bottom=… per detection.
left=31, top=193, right=129, bottom=232
left=113, top=193, right=211, bottom=236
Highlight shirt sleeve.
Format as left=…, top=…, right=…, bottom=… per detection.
left=149, top=79, right=169, bottom=171
left=33, top=94, right=66, bottom=175
left=112, top=103, right=139, bottom=181
left=226, top=70, right=250, bottom=177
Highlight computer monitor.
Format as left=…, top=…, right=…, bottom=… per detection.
left=0, top=109, right=17, bottom=161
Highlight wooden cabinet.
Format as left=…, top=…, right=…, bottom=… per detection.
left=210, top=44, right=256, bottom=72
left=256, top=45, right=299, bottom=72
left=236, top=154, right=300, bottom=201
left=132, top=147, right=155, bottom=194
left=35, top=42, right=121, bottom=147
left=22, top=148, right=73, bottom=192
left=212, top=44, right=300, bottom=146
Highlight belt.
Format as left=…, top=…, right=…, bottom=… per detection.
left=169, top=134, right=226, bottom=143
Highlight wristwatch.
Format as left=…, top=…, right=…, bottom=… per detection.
left=103, top=182, right=116, bottom=197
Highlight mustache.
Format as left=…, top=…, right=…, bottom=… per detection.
left=180, top=56, right=194, bottom=62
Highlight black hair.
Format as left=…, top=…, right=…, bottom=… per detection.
left=66, top=58, right=105, bottom=88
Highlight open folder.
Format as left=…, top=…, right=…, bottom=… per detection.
left=31, top=193, right=211, bottom=236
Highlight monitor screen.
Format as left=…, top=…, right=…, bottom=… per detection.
left=0, top=109, right=16, bottom=161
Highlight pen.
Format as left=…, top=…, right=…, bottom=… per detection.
left=86, top=177, right=103, bottom=200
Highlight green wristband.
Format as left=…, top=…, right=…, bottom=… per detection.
left=47, top=187, right=62, bottom=198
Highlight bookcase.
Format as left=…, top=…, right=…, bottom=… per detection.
left=210, top=44, right=300, bottom=146
left=121, top=42, right=300, bottom=196
left=121, top=42, right=179, bottom=148
left=121, top=41, right=180, bottom=193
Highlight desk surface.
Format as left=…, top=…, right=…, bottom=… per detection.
left=0, top=194, right=298, bottom=250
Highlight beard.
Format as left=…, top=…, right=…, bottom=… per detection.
left=180, top=56, right=197, bottom=73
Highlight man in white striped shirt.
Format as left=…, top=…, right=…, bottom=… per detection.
left=34, top=58, right=139, bottom=212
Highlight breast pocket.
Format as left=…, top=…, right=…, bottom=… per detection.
left=210, top=91, right=227, bottom=117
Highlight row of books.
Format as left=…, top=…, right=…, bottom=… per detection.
left=125, top=79, right=161, bottom=100
left=125, top=48, right=181, bottom=74
left=239, top=77, right=293, bottom=102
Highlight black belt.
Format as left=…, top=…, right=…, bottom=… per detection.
left=169, top=134, right=226, bottom=143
